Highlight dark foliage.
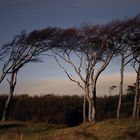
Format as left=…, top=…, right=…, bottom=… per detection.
left=0, top=92, right=134, bottom=126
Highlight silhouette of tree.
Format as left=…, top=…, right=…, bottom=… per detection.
left=110, top=15, right=140, bottom=119
left=1, top=28, right=61, bottom=121
left=130, top=14, right=140, bottom=118
left=52, top=24, right=117, bottom=122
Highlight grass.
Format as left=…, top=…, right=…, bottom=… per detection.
left=0, top=119, right=140, bottom=140
left=0, top=121, right=64, bottom=140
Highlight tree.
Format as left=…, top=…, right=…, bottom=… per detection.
left=54, top=49, right=95, bottom=123
left=132, top=61, right=140, bottom=118
left=131, top=18, right=140, bottom=118
left=50, top=28, right=88, bottom=123
left=125, top=14, right=140, bottom=118
left=117, top=40, right=133, bottom=119
left=82, top=23, right=120, bottom=121
left=112, top=15, right=140, bottom=119
left=1, top=28, right=60, bottom=121
left=52, top=24, right=117, bottom=122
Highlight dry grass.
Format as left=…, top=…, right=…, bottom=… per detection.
left=47, top=119, right=140, bottom=140
left=0, top=119, right=140, bottom=140
left=0, top=121, right=64, bottom=140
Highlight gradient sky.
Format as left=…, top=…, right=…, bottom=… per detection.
left=0, top=0, right=139, bottom=96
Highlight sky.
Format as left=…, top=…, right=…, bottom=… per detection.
left=0, top=0, right=139, bottom=96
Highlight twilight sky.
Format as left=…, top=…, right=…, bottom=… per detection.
left=0, top=0, right=139, bottom=96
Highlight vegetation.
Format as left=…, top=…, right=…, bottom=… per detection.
left=0, top=89, right=137, bottom=126
left=0, top=14, right=139, bottom=122
left=0, top=12, right=139, bottom=139
left=0, top=119, right=139, bottom=140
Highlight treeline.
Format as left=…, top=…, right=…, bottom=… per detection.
left=0, top=91, right=135, bottom=126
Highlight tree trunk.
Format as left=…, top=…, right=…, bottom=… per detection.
left=86, top=91, right=92, bottom=122
left=2, top=72, right=16, bottom=121
left=136, top=95, right=140, bottom=118
left=117, top=55, right=124, bottom=119
left=83, top=94, right=86, bottom=123
left=88, top=97, right=92, bottom=122
left=92, top=86, right=96, bottom=121
left=133, top=63, right=140, bottom=118
left=136, top=64, right=140, bottom=118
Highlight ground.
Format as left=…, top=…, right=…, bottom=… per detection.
left=0, top=119, right=140, bottom=140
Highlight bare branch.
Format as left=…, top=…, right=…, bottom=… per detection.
left=54, top=56, right=85, bottom=90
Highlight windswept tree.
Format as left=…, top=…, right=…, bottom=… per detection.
left=1, top=27, right=61, bottom=121
left=130, top=14, right=140, bottom=118
left=111, top=15, right=140, bottom=119
left=52, top=23, right=117, bottom=122
left=116, top=27, right=134, bottom=119
left=80, top=22, right=124, bottom=121
left=50, top=28, right=89, bottom=123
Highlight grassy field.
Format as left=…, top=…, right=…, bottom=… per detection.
left=0, top=119, right=140, bottom=140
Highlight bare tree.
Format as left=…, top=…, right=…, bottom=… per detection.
left=52, top=24, right=116, bottom=122
left=81, top=23, right=119, bottom=121
left=112, top=15, right=140, bottom=119
left=1, top=28, right=60, bottom=121
left=49, top=28, right=88, bottom=123
left=117, top=46, right=134, bottom=119
left=124, top=14, right=140, bottom=119
left=131, top=17, right=140, bottom=118
left=54, top=50, right=89, bottom=123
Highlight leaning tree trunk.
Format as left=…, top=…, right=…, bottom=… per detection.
left=83, top=93, right=87, bottom=123
left=133, top=63, right=140, bottom=118
left=117, top=55, right=124, bottom=119
left=2, top=72, right=16, bottom=121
